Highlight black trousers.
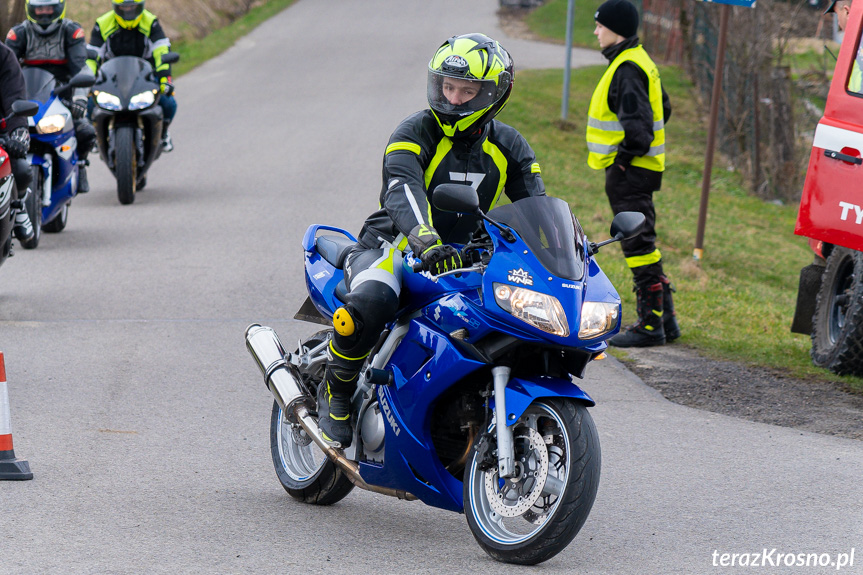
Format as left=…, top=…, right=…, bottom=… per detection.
left=604, top=164, right=664, bottom=287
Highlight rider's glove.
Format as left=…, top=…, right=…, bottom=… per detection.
left=160, top=77, right=174, bottom=97
left=421, top=244, right=462, bottom=275
left=408, top=224, right=462, bottom=275
left=70, top=98, right=87, bottom=120
left=5, top=127, right=29, bottom=158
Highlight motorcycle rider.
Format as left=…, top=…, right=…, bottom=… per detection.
left=315, top=33, right=546, bottom=447
left=85, top=0, right=176, bottom=151
left=5, top=0, right=98, bottom=194
left=0, top=42, right=35, bottom=242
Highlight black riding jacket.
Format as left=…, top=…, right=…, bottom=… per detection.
left=358, top=110, right=546, bottom=250
left=5, top=20, right=87, bottom=83
left=0, top=43, right=27, bottom=134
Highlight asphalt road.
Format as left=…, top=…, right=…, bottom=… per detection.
left=2, top=1, right=862, bottom=574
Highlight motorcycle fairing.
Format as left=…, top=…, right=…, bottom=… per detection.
left=358, top=317, right=486, bottom=512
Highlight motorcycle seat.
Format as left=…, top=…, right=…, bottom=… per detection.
left=316, top=235, right=355, bottom=270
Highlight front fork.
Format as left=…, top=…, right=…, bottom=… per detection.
left=492, top=365, right=517, bottom=479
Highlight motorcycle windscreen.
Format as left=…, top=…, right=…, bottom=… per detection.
left=488, top=195, right=586, bottom=281
left=22, top=67, right=56, bottom=102
left=98, top=56, right=155, bottom=102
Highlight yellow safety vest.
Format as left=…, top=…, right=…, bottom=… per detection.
left=586, top=45, right=665, bottom=172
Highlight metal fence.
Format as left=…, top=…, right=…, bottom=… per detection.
left=637, top=0, right=822, bottom=201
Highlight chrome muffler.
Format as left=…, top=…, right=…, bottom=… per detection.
left=244, top=324, right=415, bottom=502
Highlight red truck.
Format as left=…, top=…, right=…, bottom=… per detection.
left=792, top=0, right=863, bottom=374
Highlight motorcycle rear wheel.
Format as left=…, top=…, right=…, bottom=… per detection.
left=269, top=329, right=354, bottom=505
left=19, top=166, right=42, bottom=249
left=115, top=125, right=136, bottom=205
left=464, top=398, right=600, bottom=565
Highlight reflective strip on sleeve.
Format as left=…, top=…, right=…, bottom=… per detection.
left=386, top=142, right=421, bottom=156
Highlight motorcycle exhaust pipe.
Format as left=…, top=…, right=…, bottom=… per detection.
left=244, top=324, right=415, bottom=502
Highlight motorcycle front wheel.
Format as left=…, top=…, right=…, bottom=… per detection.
left=269, top=329, right=354, bottom=505
left=42, top=201, right=68, bottom=233
left=464, top=398, right=600, bottom=565
left=115, top=125, right=136, bottom=205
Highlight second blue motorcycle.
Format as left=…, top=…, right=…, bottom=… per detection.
left=23, top=67, right=95, bottom=247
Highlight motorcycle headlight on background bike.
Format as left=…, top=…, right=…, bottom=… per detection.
left=94, top=90, right=122, bottom=111
left=36, top=114, right=67, bottom=134
left=129, top=89, right=157, bottom=110
left=578, top=301, right=619, bottom=339
left=493, top=283, right=569, bottom=337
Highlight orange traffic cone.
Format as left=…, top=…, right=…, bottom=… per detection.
left=0, top=351, right=32, bottom=480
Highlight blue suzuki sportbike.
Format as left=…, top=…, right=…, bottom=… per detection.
left=22, top=67, right=95, bottom=246
left=245, top=184, right=643, bottom=565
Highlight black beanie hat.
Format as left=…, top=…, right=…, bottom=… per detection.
left=595, top=0, right=639, bottom=39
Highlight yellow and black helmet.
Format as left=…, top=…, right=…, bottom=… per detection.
left=427, top=33, right=514, bottom=138
left=113, top=0, right=145, bottom=29
left=26, top=0, right=66, bottom=33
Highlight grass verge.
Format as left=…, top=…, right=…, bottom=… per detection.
left=500, top=3, right=863, bottom=390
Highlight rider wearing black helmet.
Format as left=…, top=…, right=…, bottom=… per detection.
left=86, top=0, right=177, bottom=152
left=6, top=0, right=98, bottom=195
left=315, top=33, right=547, bottom=447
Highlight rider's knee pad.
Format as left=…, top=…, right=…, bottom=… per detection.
left=333, top=306, right=357, bottom=337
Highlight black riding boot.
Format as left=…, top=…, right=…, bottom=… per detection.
left=661, top=276, right=680, bottom=342
left=317, top=340, right=367, bottom=447
left=610, top=282, right=666, bottom=347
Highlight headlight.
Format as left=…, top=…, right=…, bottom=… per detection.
left=95, top=91, right=122, bottom=111
left=578, top=301, right=619, bottom=339
left=493, top=283, right=569, bottom=337
left=129, top=90, right=156, bottom=110
left=36, top=114, right=67, bottom=134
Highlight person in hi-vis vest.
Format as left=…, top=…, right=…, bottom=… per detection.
left=586, top=0, right=679, bottom=347
left=825, top=0, right=863, bottom=93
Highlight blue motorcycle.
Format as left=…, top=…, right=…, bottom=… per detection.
left=245, top=184, right=643, bottom=565
left=22, top=67, right=95, bottom=247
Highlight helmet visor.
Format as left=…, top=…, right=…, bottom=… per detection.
left=114, top=1, right=143, bottom=22
left=27, top=0, right=63, bottom=27
left=427, top=69, right=510, bottom=118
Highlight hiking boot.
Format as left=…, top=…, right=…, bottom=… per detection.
left=316, top=381, right=353, bottom=448
left=610, top=282, right=666, bottom=348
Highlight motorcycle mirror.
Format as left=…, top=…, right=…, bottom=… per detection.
left=161, top=52, right=181, bottom=65
left=433, top=183, right=479, bottom=214
left=68, top=71, right=96, bottom=89
left=587, top=211, right=646, bottom=256
left=609, top=211, right=645, bottom=240
left=11, top=100, right=39, bottom=118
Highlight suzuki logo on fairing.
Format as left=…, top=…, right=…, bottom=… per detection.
left=434, top=306, right=441, bottom=321
left=379, top=390, right=400, bottom=437
left=508, top=268, right=534, bottom=286
left=839, top=201, right=863, bottom=224
left=313, top=271, right=329, bottom=280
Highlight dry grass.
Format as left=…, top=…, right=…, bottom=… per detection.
left=64, top=0, right=266, bottom=43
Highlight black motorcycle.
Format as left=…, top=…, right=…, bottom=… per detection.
left=0, top=100, right=40, bottom=267
left=90, top=52, right=179, bottom=205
